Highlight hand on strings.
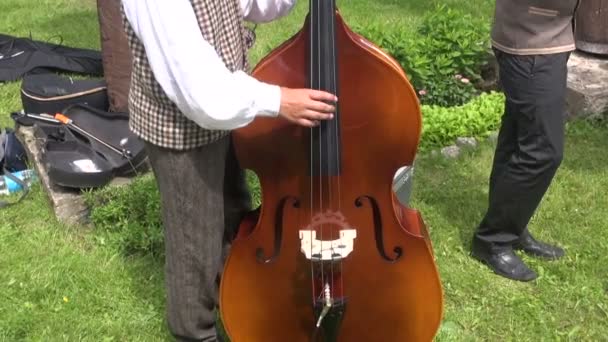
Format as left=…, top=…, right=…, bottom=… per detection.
left=278, top=88, right=337, bottom=127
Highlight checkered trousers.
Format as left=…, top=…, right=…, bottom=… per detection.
left=122, top=0, right=251, bottom=150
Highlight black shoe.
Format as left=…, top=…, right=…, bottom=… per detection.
left=471, top=239, right=537, bottom=282
left=514, top=231, right=565, bottom=260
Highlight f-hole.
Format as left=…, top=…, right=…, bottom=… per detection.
left=256, top=196, right=300, bottom=263
left=355, top=195, right=403, bottom=262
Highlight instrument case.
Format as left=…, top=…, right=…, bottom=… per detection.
left=16, top=104, right=147, bottom=189
left=0, top=33, right=103, bottom=83
left=20, top=74, right=109, bottom=115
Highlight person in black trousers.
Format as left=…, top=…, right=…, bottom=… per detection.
left=472, top=0, right=580, bottom=282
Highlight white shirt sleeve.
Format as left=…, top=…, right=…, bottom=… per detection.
left=241, top=0, right=296, bottom=23
left=121, top=0, right=291, bottom=131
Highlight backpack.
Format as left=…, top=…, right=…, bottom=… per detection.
left=0, top=128, right=27, bottom=172
left=0, top=128, right=30, bottom=207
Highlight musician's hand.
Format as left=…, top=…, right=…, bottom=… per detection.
left=278, top=88, right=337, bottom=127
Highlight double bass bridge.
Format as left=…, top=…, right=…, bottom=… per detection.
left=299, top=210, right=353, bottom=340
left=299, top=229, right=357, bottom=261
left=299, top=210, right=357, bottom=262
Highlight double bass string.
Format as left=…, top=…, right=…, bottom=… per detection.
left=308, top=0, right=344, bottom=314
left=317, top=0, right=324, bottom=304
left=323, top=0, right=331, bottom=304
left=309, top=0, right=325, bottom=305
left=318, top=0, right=327, bottom=305
left=329, top=0, right=344, bottom=305
left=308, top=0, right=315, bottom=303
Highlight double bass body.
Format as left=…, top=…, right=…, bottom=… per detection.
left=220, top=2, right=443, bottom=341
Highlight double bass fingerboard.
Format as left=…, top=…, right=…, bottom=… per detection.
left=309, top=0, right=341, bottom=177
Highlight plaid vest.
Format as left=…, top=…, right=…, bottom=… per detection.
left=122, top=0, right=250, bottom=150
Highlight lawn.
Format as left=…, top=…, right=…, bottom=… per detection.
left=1, top=0, right=607, bottom=341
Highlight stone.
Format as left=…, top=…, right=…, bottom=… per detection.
left=487, top=131, right=499, bottom=143
left=456, top=137, right=477, bottom=148
left=566, top=51, right=608, bottom=118
left=441, top=145, right=461, bottom=159
left=484, top=50, right=608, bottom=119
left=478, top=51, right=500, bottom=92
left=16, top=125, right=141, bottom=227
left=16, top=126, right=89, bottom=226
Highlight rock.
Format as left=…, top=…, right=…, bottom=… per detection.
left=15, top=125, right=141, bottom=227
left=16, top=126, right=90, bottom=227
left=478, top=51, right=500, bottom=92
left=441, top=145, right=461, bottom=158
left=487, top=131, right=499, bottom=143
left=566, top=51, right=608, bottom=119
left=456, top=137, right=477, bottom=148
left=484, top=51, right=608, bottom=119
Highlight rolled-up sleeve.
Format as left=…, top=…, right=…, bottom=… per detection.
left=121, top=0, right=282, bottom=131
left=241, top=0, right=296, bottom=23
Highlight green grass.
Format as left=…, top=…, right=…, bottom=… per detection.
left=0, top=196, right=169, bottom=340
left=247, top=0, right=495, bottom=63
left=5, top=120, right=607, bottom=341
left=2, top=0, right=608, bottom=341
left=412, top=120, right=608, bottom=341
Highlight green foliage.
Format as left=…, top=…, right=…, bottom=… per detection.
left=420, top=91, right=505, bottom=149
left=83, top=170, right=266, bottom=258
left=82, top=92, right=504, bottom=260
left=9, top=120, right=607, bottom=341
left=84, top=174, right=164, bottom=257
left=5, top=0, right=608, bottom=340
left=410, top=121, right=608, bottom=341
left=354, top=4, right=492, bottom=106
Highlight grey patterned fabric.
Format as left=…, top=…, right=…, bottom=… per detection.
left=145, top=135, right=251, bottom=341
left=121, top=0, right=250, bottom=150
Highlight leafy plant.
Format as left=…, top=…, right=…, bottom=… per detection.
left=84, top=174, right=164, bottom=257
left=84, top=171, right=263, bottom=258
left=83, top=92, right=505, bottom=254
left=83, top=2, right=502, bottom=255
left=354, top=4, right=492, bottom=106
left=419, top=91, right=505, bottom=150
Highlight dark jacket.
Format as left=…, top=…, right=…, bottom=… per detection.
left=491, top=0, right=580, bottom=55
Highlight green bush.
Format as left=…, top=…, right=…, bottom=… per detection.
left=354, top=4, right=491, bottom=106
left=85, top=2, right=502, bottom=254
left=420, top=91, right=504, bottom=150
left=85, top=93, right=505, bottom=254
left=84, top=174, right=164, bottom=257
left=84, top=170, right=262, bottom=258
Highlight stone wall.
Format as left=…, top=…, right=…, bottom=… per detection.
left=566, top=52, right=608, bottom=119
left=484, top=50, right=608, bottom=119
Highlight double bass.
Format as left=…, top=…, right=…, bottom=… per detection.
left=220, top=1, right=443, bottom=340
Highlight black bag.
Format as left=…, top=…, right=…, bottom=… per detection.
left=0, top=128, right=30, bottom=208
left=29, top=104, right=147, bottom=189
left=21, top=74, right=109, bottom=115
left=0, top=128, right=28, bottom=173
left=0, top=34, right=103, bottom=83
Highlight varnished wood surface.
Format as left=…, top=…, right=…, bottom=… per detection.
left=220, top=12, right=443, bottom=342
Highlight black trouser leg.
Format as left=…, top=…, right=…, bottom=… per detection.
left=474, top=49, right=570, bottom=249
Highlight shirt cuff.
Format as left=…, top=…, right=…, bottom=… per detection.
left=255, top=83, right=282, bottom=117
